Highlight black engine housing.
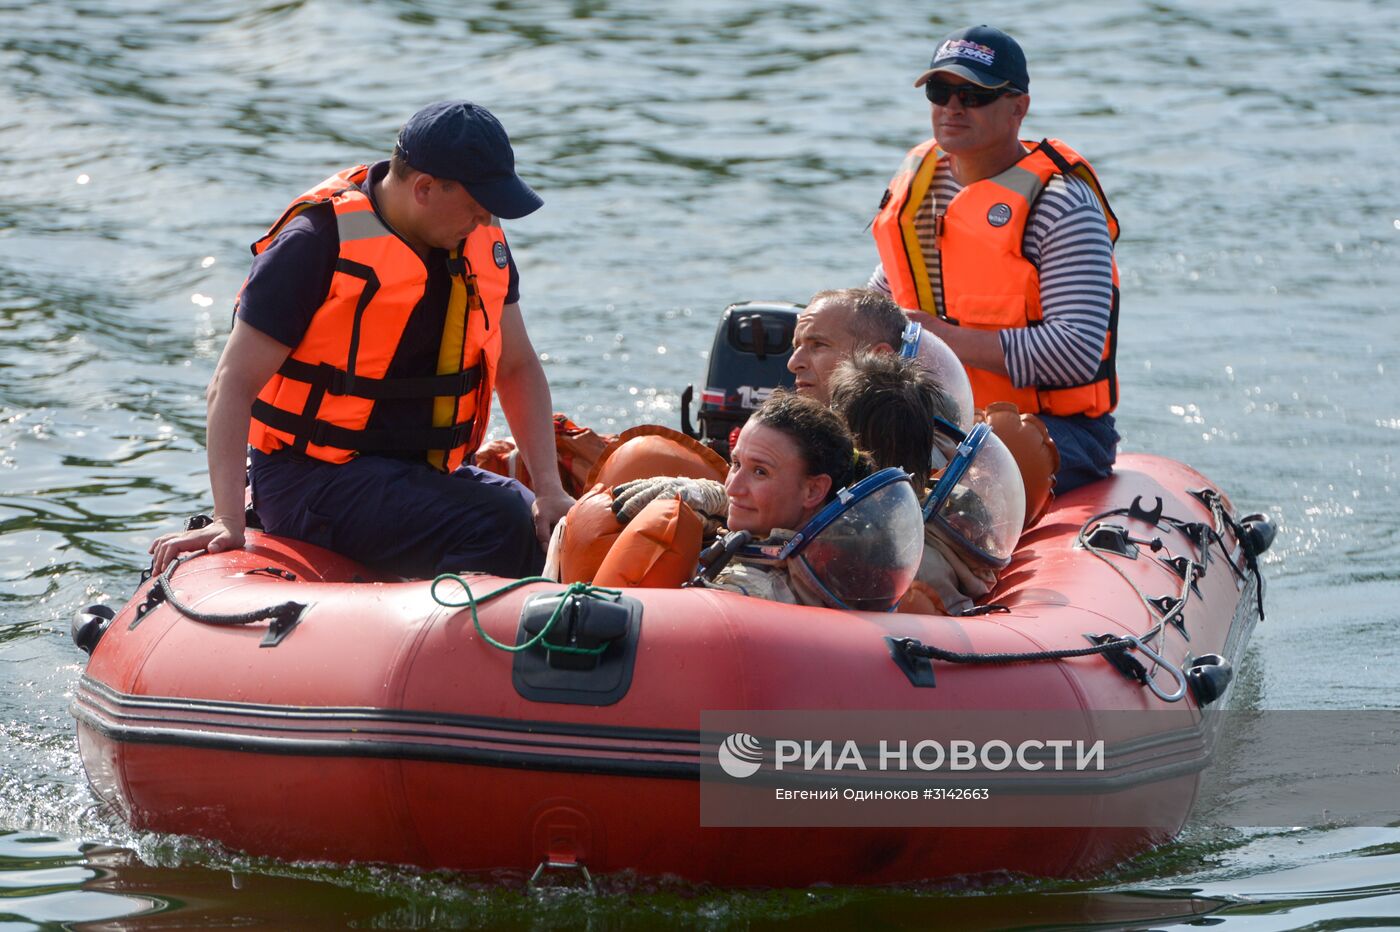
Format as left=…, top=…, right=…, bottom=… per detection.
left=680, top=301, right=801, bottom=459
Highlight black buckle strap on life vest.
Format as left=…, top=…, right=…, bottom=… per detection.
left=1104, top=283, right=1120, bottom=408
left=446, top=252, right=490, bottom=335
left=275, top=357, right=483, bottom=400
left=1034, top=138, right=1119, bottom=244
left=1034, top=138, right=1076, bottom=176
left=335, top=258, right=380, bottom=385
left=251, top=400, right=478, bottom=454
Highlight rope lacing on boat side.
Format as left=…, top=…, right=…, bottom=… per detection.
left=891, top=490, right=1266, bottom=701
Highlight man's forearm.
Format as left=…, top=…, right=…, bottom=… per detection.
left=495, top=356, right=566, bottom=495
left=204, top=374, right=257, bottom=531
left=911, top=312, right=1010, bottom=376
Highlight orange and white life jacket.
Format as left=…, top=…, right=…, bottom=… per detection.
left=872, top=138, right=1120, bottom=417
left=246, top=165, right=508, bottom=471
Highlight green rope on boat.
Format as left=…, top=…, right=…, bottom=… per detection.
left=430, top=574, right=623, bottom=655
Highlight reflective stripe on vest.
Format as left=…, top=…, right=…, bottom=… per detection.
left=246, top=165, right=507, bottom=472
left=872, top=138, right=1120, bottom=418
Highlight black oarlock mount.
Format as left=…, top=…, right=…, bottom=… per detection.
left=1083, top=523, right=1162, bottom=558
left=72, top=604, right=115, bottom=655
left=260, top=603, right=310, bottom=648
left=1085, top=633, right=1148, bottom=684
left=1186, top=653, right=1233, bottom=706
left=1128, top=495, right=1164, bottom=525
left=885, top=636, right=936, bottom=688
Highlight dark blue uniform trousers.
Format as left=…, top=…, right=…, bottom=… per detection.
left=1041, top=413, right=1121, bottom=494
left=249, top=449, right=543, bottom=579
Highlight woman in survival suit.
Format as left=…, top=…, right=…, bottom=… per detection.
left=554, top=391, right=926, bottom=610
left=702, top=391, right=924, bottom=609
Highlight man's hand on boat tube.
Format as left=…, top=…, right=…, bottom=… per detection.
left=149, top=517, right=245, bottom=577
left=148, top=321, right=288, bottom=576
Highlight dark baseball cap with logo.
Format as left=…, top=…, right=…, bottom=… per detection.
left=913, top=25, right=1029, bottom=94
left=394, top=100, right=543, bottom=220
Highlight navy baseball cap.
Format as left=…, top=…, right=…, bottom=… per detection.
left=913, top=25, right=1029, bottom=94
left=394, top=100, right=543, bottom=220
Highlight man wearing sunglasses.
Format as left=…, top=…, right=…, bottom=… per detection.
left=869, top=25, right=1122, bottom=494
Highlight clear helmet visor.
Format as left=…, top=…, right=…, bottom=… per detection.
left=900, top=322, right=975, bottom=432
left=930, top=425, right=961, bottom=473
left=928, top=427, right=1025, bottom=567
left=789, top=470, right=925, bottom=612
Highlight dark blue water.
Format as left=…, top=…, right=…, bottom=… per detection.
left=3, top=0, right=1399, bottom=927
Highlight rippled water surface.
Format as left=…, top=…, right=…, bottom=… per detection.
left=3, top=0, right=1399, bottom=927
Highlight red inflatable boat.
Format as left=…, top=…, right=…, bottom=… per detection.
left=71, top=452, right=1270, bottom=885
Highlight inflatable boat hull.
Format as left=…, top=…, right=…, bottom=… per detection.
left=74, top=454, right=1262, bottom=884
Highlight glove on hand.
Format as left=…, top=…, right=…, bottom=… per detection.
left=612, top=477, right=728, bottom=524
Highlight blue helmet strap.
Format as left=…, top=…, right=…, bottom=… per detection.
left=782, top=468, right=912, bottom=560
left=932, top=416, right=965, bottom=444
left=899, top=321, right=922, bottom=359
left=734, top=468, right=913, bottom=564
left=922, top=422, right=992, bottom=522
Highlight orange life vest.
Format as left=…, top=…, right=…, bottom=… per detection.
left=872, top=138, right=1121, bottom=417
left=592, top=496, right=705, bottom=590
left=246, top=165, right=508, bottom=472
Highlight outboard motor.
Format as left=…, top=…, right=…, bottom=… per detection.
left=680, top=301, right=800, bottom=459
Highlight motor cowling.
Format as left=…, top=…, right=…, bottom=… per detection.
left=681, top=301, right=800, bottom=459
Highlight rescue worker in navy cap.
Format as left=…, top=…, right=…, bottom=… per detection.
left=151, top=101, right=575, bottom=579
left=869, top=25, right=1123, bottom=492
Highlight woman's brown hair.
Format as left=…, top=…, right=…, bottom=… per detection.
left=748, top=390, right=872, bottom=500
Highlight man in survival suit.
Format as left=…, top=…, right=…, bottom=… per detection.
left=150, top=101, right=574, bottom=578
left=868, top=25, right=1122, bottom=493
left=787, top=287, right=1055, bottom=529
left=786, top=288, right=910, bottom=405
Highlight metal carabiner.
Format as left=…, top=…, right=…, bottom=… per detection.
left=1121, top=634, right=1188, bottom=703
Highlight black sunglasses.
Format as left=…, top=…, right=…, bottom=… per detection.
left=924, top=81, right=1019, bottom=108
